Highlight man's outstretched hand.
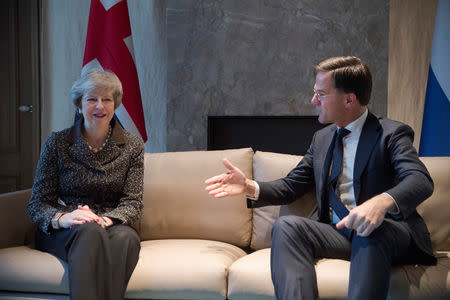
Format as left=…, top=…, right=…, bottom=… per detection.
left=205, top=158, right=255, bottom=198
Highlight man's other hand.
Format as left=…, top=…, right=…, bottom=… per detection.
left=336, top=193, right=395, bottom=237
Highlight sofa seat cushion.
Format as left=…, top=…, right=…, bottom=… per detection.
left=316, top=257, right=450, bottom=299
left=0, top=246, right=69, bottom=294
left=0, top=239, right=246, bottom=299
left=126, top=239, right=247, bottom=299
left=388, top=252, right=450, bottom=300
left=228, top=249, right=274, bottom=300
left=228, top=249, right=450, bottom=300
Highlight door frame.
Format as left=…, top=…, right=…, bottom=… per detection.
left=18, top=0, right=41, bottom=191
left=0, top=0, right=41, bottom=193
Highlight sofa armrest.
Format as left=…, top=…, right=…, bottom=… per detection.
left=0, top=189, right=35, bottom=249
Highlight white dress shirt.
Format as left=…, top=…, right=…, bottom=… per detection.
left=332, top=109, right=367, bottom=223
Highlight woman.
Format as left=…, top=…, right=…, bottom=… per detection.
left=27, top=69, right=144, bottom=300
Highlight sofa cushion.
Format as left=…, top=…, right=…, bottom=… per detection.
left=0, top=246, right=69, bottom=294
left=0, top=240, right=247, bottom=300
left=126, top=239, right=247, bottom=299
left=0, top=189, right=35, bottom=249
left=417, top=157, right=450, bottom=251
left=228, top=249, right=275, bottom=300
left=228, top=248, right=450, bottom=300
left=251, top=151, right=316, bottom=250
left=141, top=148, right=253, bottom=247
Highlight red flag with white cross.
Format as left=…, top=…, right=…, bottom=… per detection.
left=82, top=0, right=147, bottom=142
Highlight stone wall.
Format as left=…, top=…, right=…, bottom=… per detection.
left=166, top=0, right=389, bottom=151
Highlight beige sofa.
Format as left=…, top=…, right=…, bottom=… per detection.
left=0, top=148, right=449, bottom=300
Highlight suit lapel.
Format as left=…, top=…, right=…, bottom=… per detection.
left=353, top=112, right=381, bottom=201
left=99, top=119, right=126, bottom=165
left=67, top=119, right=99, bottom=170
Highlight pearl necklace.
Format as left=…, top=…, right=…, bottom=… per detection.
left=85, top=126, right=112, bottom=153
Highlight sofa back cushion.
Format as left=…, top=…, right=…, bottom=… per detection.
left=140, top=148, right=254, bottom=247
left=251, top=151, right=317, bottom=250
left=417, top=157, right=450, bottom=251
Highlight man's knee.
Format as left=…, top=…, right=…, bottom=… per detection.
left=272, top=216, right=310, bottom=239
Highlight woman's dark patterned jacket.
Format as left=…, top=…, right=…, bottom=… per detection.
left=27, top=119, right=144, bottom=234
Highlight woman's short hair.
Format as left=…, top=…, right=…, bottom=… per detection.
left=314, top=56, right=372, bottom=106
left=71, top=69, right=123, bottom=109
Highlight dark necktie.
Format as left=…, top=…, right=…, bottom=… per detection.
left=329, top=128, right=351, bottom=220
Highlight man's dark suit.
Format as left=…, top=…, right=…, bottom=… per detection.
left=248, top=111, right=436, bottom=299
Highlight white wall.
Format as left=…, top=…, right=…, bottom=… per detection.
left=40, top=0, right=167, bottom=153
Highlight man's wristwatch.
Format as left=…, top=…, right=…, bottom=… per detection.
left=51, top=212, right=65, bottom=229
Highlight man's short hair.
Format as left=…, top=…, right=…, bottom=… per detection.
left=315, top=56, right=372, bottom=106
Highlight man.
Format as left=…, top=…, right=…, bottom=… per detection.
left=205, top=56, right=436, bottom=300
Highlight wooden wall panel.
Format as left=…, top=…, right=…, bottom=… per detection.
left=388, top=0, right=438, bottom=150
left=0, top=0, right=40, bottom=194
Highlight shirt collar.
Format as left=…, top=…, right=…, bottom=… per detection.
left=338, top=108, right=368, bottom=135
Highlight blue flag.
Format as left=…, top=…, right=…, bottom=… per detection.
left=419, top=0, right=450, bottom=156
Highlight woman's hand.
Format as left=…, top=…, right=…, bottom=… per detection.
left=58, top=205, right=103, bottom=229
left=101, top=216, right=114, bottom=228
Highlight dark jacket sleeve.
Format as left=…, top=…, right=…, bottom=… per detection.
left=384, top=124, right=434, bottom=220
left=27, top=132, right=61, bottom=234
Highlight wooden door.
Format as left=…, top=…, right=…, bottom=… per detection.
left=0, top=0, right=40, bottom=194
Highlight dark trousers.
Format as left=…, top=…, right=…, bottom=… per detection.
left=36, top=222, right=141, bottom=300
left=270, top=216, right=413, bottom=300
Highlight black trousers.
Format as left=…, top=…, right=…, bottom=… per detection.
left=36, top=222, right=141, bottom=300
left=270, top=216, right=415, bottom=300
